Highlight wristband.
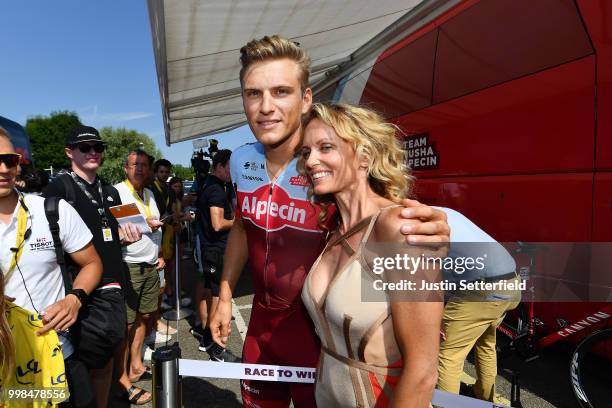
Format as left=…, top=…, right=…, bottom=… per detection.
left=67, top=288, right=89, bottom=306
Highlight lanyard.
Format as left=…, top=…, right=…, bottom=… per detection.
left=125, top=179, right=152, bottom=218
left=70, top=172, right=109, bottom=226
left=6, top=199, right=29, bottom=282
left=153, top=179, right=170, bottom=207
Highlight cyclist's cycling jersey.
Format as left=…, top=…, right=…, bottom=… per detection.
left=231, top=142, right=330, bottom=407
left=231, top=142, right=332, bottom=309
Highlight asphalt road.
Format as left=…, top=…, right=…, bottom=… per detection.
left=109, top=257, right=604, bottom=408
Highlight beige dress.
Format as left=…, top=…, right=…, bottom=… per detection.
left=302, top=208, right=404, bottom=408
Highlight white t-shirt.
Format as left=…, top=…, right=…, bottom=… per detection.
left=114, top=181, right=162, bottom=264
left=1, top=193, right=93, bottom=357
left=437, top=206, right=516, bottom=281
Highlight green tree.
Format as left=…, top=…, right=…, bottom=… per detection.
left=25, top=111, right=81, bottom=172
left=99, top=127, right=162, bottom=184
left=172, top=164, right=194, bottom=180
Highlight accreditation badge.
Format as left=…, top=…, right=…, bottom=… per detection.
left=102, top=228, right=113, bottom=242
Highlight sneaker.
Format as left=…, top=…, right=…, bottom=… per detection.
left=189, top=324, right=206, bottom=338
left=208, top=342, right=240, bottom=363
left=180, top=297, right=192, bottom=307
left=160, top=300, right=172, bottom=310
left=198, top=338, right=213, bottom=353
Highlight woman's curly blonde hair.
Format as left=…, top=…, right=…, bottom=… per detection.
left=297, top=103, right=413, bottom=228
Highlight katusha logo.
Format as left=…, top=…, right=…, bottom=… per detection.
left=289, top=175, right=309, bottom=187
left=238, top=185, right=319, bottom=232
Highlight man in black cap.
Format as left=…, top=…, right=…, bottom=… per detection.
left=45, top=124, right=147, bottom=407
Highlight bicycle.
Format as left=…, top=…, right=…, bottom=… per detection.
left=496, top=242, right=612, bottom=408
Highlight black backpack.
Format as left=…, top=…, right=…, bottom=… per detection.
left=44, top=196, right=73, bottom=291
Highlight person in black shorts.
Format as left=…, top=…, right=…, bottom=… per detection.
left=194, top=149, right=238, bottom=362
left=46, top=125, right=145, bottom=407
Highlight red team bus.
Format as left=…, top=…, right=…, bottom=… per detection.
left=326, top=0, right=610, bottom=406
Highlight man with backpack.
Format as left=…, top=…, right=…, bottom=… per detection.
left=45, top=124, right=145, bottom=406
left=0, top=126, right=103, bottom=408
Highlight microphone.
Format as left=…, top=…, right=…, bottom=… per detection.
left=18, top=195, right=29, bottom=213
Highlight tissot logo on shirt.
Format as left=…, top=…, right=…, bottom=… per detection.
left=238, top=185, right=319, bottom=232
left=28, top=237, right=54, bottom=251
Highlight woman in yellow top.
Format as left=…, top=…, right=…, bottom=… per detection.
left=298, top=103, right=443, bottom=408
left=161, top=178, right=193, bottom=301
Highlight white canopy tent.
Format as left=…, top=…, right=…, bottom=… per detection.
left=147, top=0, right=458, bottom=145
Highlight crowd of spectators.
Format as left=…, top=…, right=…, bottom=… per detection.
left=0, top=122, right=234, bottom=406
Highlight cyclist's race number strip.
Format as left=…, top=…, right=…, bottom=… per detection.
left=178, top=359, right=510, bottom=408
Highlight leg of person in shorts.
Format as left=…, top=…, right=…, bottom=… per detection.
left=199, top=247, right=239, bottom=362
left=116, top=263, right=159, bottom=404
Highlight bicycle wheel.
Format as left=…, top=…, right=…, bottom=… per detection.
left=570, top=328, right=612, bottom=408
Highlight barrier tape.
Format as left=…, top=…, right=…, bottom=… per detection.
left=178, top=359, right=510, bottom=408
left=179, top=359, right=316, bottom=384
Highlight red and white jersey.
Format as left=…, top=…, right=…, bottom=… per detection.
left=231, top=142, right=331, bottom=309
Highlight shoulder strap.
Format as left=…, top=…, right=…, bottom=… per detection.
left=44, top=196, right=73, bottom=291
left=327, top=216, right=373, bottom=249
left=58, top=174, right=77, bottom=207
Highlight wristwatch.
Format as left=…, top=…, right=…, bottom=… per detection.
left=67, top=288, right=89, bottom=306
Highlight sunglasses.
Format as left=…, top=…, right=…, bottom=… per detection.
left=72, top=143, right=105, bottom=153
left=0, top=152, right=22, bottom=168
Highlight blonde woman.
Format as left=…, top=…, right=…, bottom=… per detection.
left=298, top=103, right=443, bottom=408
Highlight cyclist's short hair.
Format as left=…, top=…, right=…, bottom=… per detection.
left=239, top=35, right=311, bottom=91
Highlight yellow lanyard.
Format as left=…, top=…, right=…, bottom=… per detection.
left=125, top=179, right=152, bottom=218
left=5, top=202, right=28, bottom=282
left=153, top=179, right=170, bottom=207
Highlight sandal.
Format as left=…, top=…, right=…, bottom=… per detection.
left=129, top=367, right=152, bottom=383
left=126, top=386, right=152, bottom=405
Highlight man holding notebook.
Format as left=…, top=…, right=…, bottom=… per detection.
left=114, top=149, right=164, bottom=404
